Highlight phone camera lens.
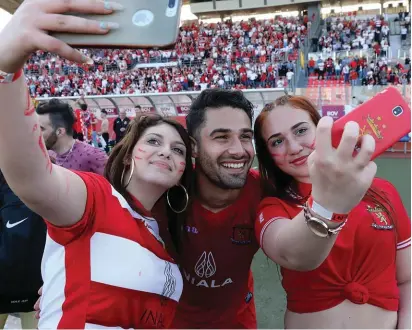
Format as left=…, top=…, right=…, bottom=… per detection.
left=168, top=0, right=176, bottom=8
left=392, top=106, right=403, bottom=117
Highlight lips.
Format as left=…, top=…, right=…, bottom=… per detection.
left=290, top=156, right=308, bottom=166
left=150, top=160, right=172, bottom=171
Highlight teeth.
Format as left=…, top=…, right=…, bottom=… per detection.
left=222, top=163, right=245, bottom=169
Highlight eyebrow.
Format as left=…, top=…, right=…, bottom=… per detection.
left=146, top=133, right=186, bottom=148
left=209, top=128, right=254, bottom=136
left=266, top=121, right=308, bottom=142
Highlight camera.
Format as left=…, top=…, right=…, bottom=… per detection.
left=392, top=106, right=404, bottom=117
left=166, top=0, right=178, bottom=17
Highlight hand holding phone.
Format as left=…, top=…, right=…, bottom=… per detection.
left=51, top=0, right=182, bottom=49
left=331, top=87, right=411, bottom=160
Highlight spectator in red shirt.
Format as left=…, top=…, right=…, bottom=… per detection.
left=350, top=69, right=358, bottom=85
left=308, top=57, right=316, bottom=75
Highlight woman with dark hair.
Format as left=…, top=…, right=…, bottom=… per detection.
left=0, top=3, right=193, bottom=327
left=0, top=102, right=193, bottom=329
left=0, top=105, right=193, bottom=329
left=253, top=95, right=411, bottom=329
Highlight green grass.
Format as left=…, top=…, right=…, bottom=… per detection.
left=251, top=156, right=411, bottom=329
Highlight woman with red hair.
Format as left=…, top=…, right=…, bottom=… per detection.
left=254, top=95, right=410, bottom=329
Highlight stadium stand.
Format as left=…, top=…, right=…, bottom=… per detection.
left=24, top=17, right=307, bottom=97
left=20, top=5, right=410, bottom=156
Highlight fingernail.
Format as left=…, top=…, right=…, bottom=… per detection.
left=82, top=56, right=94, bottom=65
left=104, top=1, right=124, bottom=10
left=100, top=21, right=120, bottom=30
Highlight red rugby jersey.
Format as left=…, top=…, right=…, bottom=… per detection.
left=256, top=178, right=411, bottom=313
left=172, top=170, right=262, bottom=328
left=38, top=172, right=183, bottom=329
left=73, top=108, right=82, bottom=134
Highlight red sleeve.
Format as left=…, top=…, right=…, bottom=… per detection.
left=376, top=179, right=411, bottom=250
left=255, top=197, right=292, bottom=248
left=45, top=171, right=111, bottom=245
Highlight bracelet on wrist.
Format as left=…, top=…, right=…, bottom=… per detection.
left=307, top=196, right=348, bottom=223
left=303, top=203, right=348, bottom=238
left=0, top=68, right=23, bottom=84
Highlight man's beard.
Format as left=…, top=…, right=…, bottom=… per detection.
left=197, top=149, right=251, bottom=190
left=45, top=131, right=58, bottom=151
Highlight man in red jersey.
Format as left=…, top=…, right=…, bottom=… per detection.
left=35, top=89, right=262, bottom=328
left=170, top=89, right=262, bottom=329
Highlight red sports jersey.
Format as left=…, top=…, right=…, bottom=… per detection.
left=73, top=108, right=82, bottom=134
left=39, top=172, right=183, bottom=329
left=256, top=178, right=411, bottom=314
left=172, top=170, right=262, bottom=328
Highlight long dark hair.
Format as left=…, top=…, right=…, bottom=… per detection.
left=254, top=95, right=396, bottom=231
left=104, top=114, right=193, bottom=252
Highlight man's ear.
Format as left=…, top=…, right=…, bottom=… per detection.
left=190, top=136, right=198, bottom=158
left=57, top=128, right=66, bottom=136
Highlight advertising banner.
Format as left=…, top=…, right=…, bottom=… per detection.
left=176, top=105, right=191, bottom=115
left=118, top=107, right=136, bottom=117
left=321, top=105, right=345, bottom=120
left=89, top=107, right=118, bottom=119
left=158, top=105, right=176, bottom=117
left=138, top=106, right=156, bottom=114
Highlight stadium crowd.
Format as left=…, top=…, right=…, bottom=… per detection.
left=308, top=54, right=411, bottom=86
left=317, top=15, right=392, bottom=56
left=24, top=16, right=308, bottom=97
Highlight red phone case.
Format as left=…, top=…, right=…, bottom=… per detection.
left=331, top=87, right=411, bottom=160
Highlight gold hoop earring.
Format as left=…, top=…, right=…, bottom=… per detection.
left=167, top=184, right=189, bottom=214
left=120, top=160, right=134, bottom=188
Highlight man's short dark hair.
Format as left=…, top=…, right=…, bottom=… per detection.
left=186, top=89, right=254, bottom=138
left=36, top=99, right=75, bottom=135
left=135, top=105, right=141, bottom=110
left=101, top=109, right=108, bottom=115
left=80, top=103, right=88, bottom=111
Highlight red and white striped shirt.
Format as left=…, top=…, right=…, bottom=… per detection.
left=39, top=172, right=183, bottom=329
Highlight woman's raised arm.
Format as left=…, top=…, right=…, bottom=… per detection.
left=0, top=0, right=120, bottom=226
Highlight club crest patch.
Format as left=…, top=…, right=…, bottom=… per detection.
left=367, top=204, right=394, bottom=230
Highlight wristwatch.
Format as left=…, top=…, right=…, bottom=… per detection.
left=0, top=68, right=23, bottom=84
left=303, top=196, right=348, bottom=238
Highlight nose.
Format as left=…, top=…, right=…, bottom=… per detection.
left=228, top=137, right=246, bottom=157
left=158, top=145, right=172, bottom=159
left=288, top=138, right=303, bottom=155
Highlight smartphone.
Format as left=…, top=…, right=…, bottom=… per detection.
left=331, top=86, right=411, bottom=160
left=51, top=0, right=182, bottom=49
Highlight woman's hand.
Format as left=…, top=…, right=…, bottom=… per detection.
left=0, top=0, right=123, bottom=73
left=308, top=116, right=377, bottom=215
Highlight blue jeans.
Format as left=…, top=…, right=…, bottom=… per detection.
left=92, top=131, right=99, bottom=148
